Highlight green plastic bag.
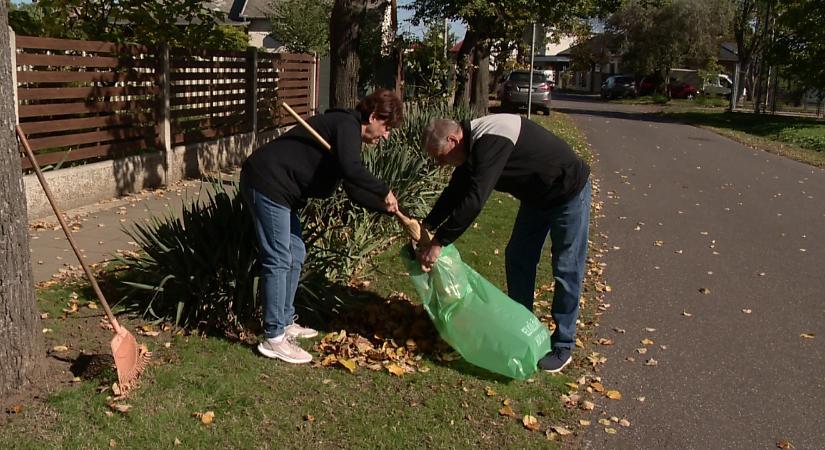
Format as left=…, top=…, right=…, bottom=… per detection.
left=402, top=244, right=552, bottom=380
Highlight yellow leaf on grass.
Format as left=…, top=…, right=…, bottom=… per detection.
left=605, top=390, right=622, bottom=400
left=498, top=405, right=517, bottom=418
left=386, top=364, right=405, bottom=377
left=522, top=415, right=541, bottom=432
left=200, top=411, right=215, bottom=425
left=338, top=358, right=357, bottom=373
left=800, top=333, right=815, bottom=340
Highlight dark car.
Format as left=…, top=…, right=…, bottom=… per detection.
left=497, top=70, right=552, bottom=114
left=667, top=81, right=700, bottom=99
left=600, top=75, right=637, bottom=100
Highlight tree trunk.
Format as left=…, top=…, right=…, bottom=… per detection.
left=452, top=29, right=479, bottom=108
left=329, top=0, right=364, bottom=108
left=0, top=8, right=42, bottom=400
left=469, top=42, right=489, bottom=116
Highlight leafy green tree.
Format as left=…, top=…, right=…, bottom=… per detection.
left=409, top=0, right=615, bottom=112
left=8, top=0, right=247, bottom=50
left=267, top=0, right=332, bottom=55
left=768, top=0, right=825, bottom=110
left=404, top=21, right=454, bottom=99
left=605, top=0, right=733, bottom=92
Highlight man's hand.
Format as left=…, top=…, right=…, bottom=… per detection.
left=384, top=191, right=398, bottom=214
left=417, top=241, right=442, bottom=272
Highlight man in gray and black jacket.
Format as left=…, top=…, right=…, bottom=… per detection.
left=418, top=114, right=591, bottom=373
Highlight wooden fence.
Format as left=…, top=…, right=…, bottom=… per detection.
left=14, top=35, right=318, bottom=170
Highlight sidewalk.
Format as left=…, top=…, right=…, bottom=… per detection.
left=27, top=174, right=238, bottom=284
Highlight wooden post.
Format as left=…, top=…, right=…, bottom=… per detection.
left=246, top=47, right=258, bottom=134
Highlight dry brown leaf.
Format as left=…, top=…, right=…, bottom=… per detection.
left=596, top=338, right=614, bottom=345
left=699, top=287, right=711, bottom=295
left=304, top=414, right=315, bottom=422
left=581, top=400, right=595, bottom=411
left=742, top=309, right=752, bottom=314
left=635, top=396, right=646, bottom=402
left=485, top=386, right=498, bottom=397
left=174, top=438, right=182, bottom=446
left=198, top=411, right=215, bottom=425
left=605, top=427, right=617, bottom=434
left=636, top=347, right=648, bottom=354
left=498, top=405, right=517, bottom=418
left=40, top=313, right=49, bottom=319
left=52, top=345, right=69, bottom=352
left=800, top=333, right=815, bottom=340
left=565, top=382, right=579, bottom=391
left=551, top=425, right=572, bottom=436
left=338, top=358, right=357, bottom=373
left=590, top=381, right=605, bottom=393
left=645, top=358, right=658, bottom=367
left=605, top=390, right=622, bottom=400
left=522, top=415, right=541, bottom=432
left=579, top=419, right=591, bottom=426
left=386, top=363, right=405, bottom=377
left=682, top=310, right=693, bottom=317
left=619, top=419, right=631, bottom=427
left=598, top=418, right=612, bottom=426
left=641, top=338, right=654, bottom=345
left=777, top=439, right=794, bottom=449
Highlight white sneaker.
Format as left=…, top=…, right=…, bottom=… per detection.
left=257, top=336, right=312, bottom=364
left=285, top=316, right=319, bottom=339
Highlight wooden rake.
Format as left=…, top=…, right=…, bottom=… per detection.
left=279, top=102, right=432, bottom=245
left=17, top=125, right=149, bottom=392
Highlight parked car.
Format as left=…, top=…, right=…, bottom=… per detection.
left=600, top=75, right=637, bottom=100
left=667, top=81, right=700, bottom=99
left=497, top=70, right=552, bottom=114
left=702, top=74, right=732, bottom=98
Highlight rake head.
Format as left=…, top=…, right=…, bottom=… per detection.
left=110, top=326, right=151, bottom=392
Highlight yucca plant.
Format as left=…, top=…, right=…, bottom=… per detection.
left=118, top=101, right=477, bottom=337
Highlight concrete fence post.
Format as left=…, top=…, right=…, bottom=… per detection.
left=157, top=44, right=174, bottom=183
left=246, top=46, right=258, bottom=137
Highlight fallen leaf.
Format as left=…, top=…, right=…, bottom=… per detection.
left=699, top=287, right=711, bottom=295
left=87, top=302, right=98, bottom=310
left=645, top=358, right=658, bottom=367
left=498, top=405, right=517, bottom=418
left=564, top=382, right=579, bottom=391
left=417, top=366, right=430, bottom=373
left=641, top=338, right=654, bottom=345
left=551, top=425, right=572, bottom=436
left=605, top=390, right=622, bottom=400
left=40, top=313, right=49, bottom=319
left=579, top=419, right=591, bottom=426
left=522, top=415, right=541, bottom=432
left=338, top=358, right=357, bottom=373
left=635, top=396, right=646, bottom=402
left=109, top=439, right=117, bottom=448
left=590, top=381, right=605, bottom=393
left=598, top=418, right=612, bottom=426
left=52, top=345, right=69, bottom=352
left=174, top=438, right=182, bottom=446
left=199, top=411, right=215, bottom=425
left=109, top=403, right=132, bottom=413
left=619, top=418, right=631, bottom=427
left=636, top=347, right=648, bottom=354
left=644, top=327, right=656, bottom=332
left=777, top=439, right=795, bottom=449
left=742, top=309, right=752, bottom=314
left=6, top=404, right=23, bottom=414
left=682, top=310, right=693, bottom=317
left=485, top=386, right=498, bottom=397
left=386, top=364, right=405, bottom=377
left=604, top=427, right=617, bottom=434
left=596, top=338, right=614, bottom=346
left=42, top=328, right=53, bottom=334
left=580, top=400, right=595, bottom=411
left=304, top=414, right=315, bottom=422
left=800, top=333, right=815, bottom=340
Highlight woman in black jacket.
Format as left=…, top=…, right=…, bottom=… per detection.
left=240, top=89, right=402, bottom=363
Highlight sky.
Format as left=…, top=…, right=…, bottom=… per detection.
left=397, top=0, right=467, bottom=41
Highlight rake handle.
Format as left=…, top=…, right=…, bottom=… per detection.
left=16, top=125, right=121, bottom=331
left=279, top=102, right=423, bottom=241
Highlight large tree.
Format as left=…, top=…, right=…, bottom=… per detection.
left=0, top=3, right=42, bottom=400
left=329, top=0, right=366, bottom=108
left=267, top=0, right=333, bottom=55
left=605, top=0, right=733, bottom=92
left=409, top=0, right=614, bottom=111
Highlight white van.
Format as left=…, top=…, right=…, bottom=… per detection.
left=703, top=74, right=733, bottom=98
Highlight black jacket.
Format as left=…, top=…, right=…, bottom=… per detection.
left=241, top=109, right=389, bottom=212
left=424, top=114, right=590, bottom=246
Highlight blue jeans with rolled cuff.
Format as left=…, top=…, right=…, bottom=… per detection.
left=505, top=179, right=591, bottom=350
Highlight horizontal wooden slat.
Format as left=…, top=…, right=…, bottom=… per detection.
left=170, top=48, right=246, bottom=59
left=15, top=35, right=150, bottom=54
left=170, top=71, right=247, bottom=81
left=18, top=100, right=155, bottom=118
left=170, top=60, right=247, bottom=70
left=171, top=93, right=246, bottom=106
left=18, top=85, right=159, bottom=100
left=276, top=54, right=315, bottom=62
left=171, top=104, right=247, bottom=119
left=276, top=88, right=310, bottom=98
left=275, top=62, right=312, bottom=71
left=19, top=113, right=154, bottom=135
left=21, top=139, right=153, bottom=169
left=171, top=82, right=248, bottom=94
left=16, top=70, right=156, bottom=84
left=27, top=127, right=155, bottom=151
left=277, top=79, right=309, bottom=88
left=174, top=114, right=249, bottom=132
left=16, top=53, right=125, bottom=68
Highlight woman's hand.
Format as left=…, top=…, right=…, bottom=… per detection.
left=384, top=191, right=398, bottom=214
left=417, top=241, right=442, bottom=272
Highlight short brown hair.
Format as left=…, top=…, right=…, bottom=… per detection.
left=356, top=89, right=403, bottom=128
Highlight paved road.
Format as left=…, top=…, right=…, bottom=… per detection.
left=551, top=96, right=825, bottom=449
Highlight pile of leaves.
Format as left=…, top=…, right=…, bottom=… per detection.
left=313, top=292, right=453, bottom=375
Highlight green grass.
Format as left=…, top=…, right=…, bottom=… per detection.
left=661, top=109, right=825, bottom=167
left=2, top=112, right=595, bottom=449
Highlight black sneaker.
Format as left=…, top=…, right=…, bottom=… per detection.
left=538, top=347, right=572, bottom=373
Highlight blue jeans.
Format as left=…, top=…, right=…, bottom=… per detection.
left=242, top=185, right=305, bottom=339
left=505, top=179, right=591, bottom=350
